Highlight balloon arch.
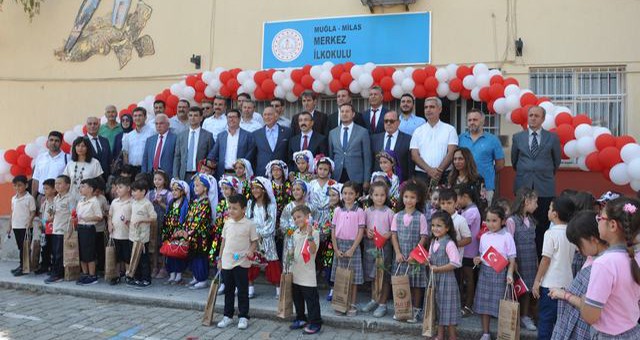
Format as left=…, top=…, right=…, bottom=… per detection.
left=2, top=62, right=639, bottom=190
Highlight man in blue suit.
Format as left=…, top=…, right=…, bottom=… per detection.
left=362, top=86, right=388, bottom=135
left=253, top=106, right=292, bottom=177
left=85, top=116, right=111, bottom=180
left=329, top=103, right=372, bottom=185
left=142, top=114, right=177, bottom=177
left=208, top=109, right=256, bottom=179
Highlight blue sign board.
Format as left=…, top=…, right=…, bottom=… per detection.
left=262, top=12, right=431, bottom=69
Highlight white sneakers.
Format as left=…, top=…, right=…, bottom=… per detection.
left=217, top=316, right=249, bottom=330
left=217, top=283, right=225, bottom=294
left=190, top=281, right=208, bottom=290
left=238, top=317, right=248, bottom=330
left=480, top=334, right=491, bottom=340
left=248, top=285, right=255, bottom=299
left=361, top=299, right=378, bottom=313
left=521, top=316, right=537, bottom=331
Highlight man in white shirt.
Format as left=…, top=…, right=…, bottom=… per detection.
left=173, top=107, right=214, bottom=180
left=239, top=100, right=263, bottom=132
left=271, top=98, right=291, bottom=128
left=236, top=93, right=264, bottom=125
left=31, top=131, right=67, bottom=197
left=169, top=99, right=189, bottom=135
left=208, top=109, right=256, bottom=179
left=202, top=96, right=228, bottom=142
left=410, top=97, right=458, bottom=185
left=122, top=107, right=155, bottom=169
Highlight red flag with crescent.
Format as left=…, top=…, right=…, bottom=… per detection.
left=477, top=221, right=489, bottom=241
left=482, top=246, right=508, bottom=273
left=301, top=238, right=311, bottom=263
left=374, top=226, right=387, bottom=249
left=409, top=243, right=429, bottom=264
left=514, top=276, right=529, bottom=298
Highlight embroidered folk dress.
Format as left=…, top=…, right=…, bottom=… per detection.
left=246, top=201, right=279, bottom=261
left=184, top=196, right=212, bottom=256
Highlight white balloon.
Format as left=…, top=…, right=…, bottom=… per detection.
left=322, top=61, right=334, bottom=70
left=272, top=71, right=286, bottom=85
left=401, top=78, right=415, bottom=92
left=183, top=87, right=196, bottom=99
left=564, top=140, right=579, bottom=159
left=312, top=80, right=325, bottom=93
left=209, top=79, right=222, bottom=92
left=539, top=102, right=555, bottom=116
left=35, top=136, right=47, bottom=148
left=627, top=158, right=640, bottom=181
left=391, top=85, right=403, bottom=99
left=204, top=86, right=216, bottom=98
left=285, top=92, right=298, bottom=103
left=350, top=65, right=364, bottom=79
left=324, top=86, right=334, bottom=96
left=244, top=80, right=257, bottom=93
left=349, top=81, right=362, bottom=94
left=435, top=68, right=449, bottom=82
left=445, top=64, right=458, bottom=80
left=475, top=74, right=490, bottom=87
left=24, top=143, right=39, bottom=158
left=403, top=67, right=415, bottom=78
left=632, top=179, right=640, bottom=192
left=320, top=71, right=333, bottom=85
left=170, top=83, right=182, bottom=96
left=473, top=63, right=489, bottom=76
left=446, top=91, right=460, bottom=101
left=202, top=71, right=213, bottom=84
left=310, top=66, right=323, bottom=79
left=436, top=83, right=450, bottom=97
left=493, top=98, right=508, bottom=115
left=364, top=62, right=376, bottom=73
left=274, top=85, right=286, bottom=99
left=504, top=84, right=521, bottom=97
left=358, top=73, right=374, bottom=89
left=63, top=130, right=78, bottom=144
left=392, top=70, right=405, bottom=84
left=237, top=71, right=250, bottom=84
left=621, top=143, right=640, bottom=163
left=506, top=95, right=521, bottom=111
left=554, top=106, right=572, bottom=116
left=592, top=127, right=611, bottom=139
left=505, top=111, right=514, bottom=124
left=144, top=95, right=155, bottom=105
left=574, top=124, right=593, bottom=139
left=488, top=69, right=502, bottom=77
left=213, top=67, right=226, bottom=76
left=577, top=156, right=588, bottom=171
left=471, top=87, right=481, bottom=102
left=576, top=136, right=597, bottom=156
left=73, top=124, right=84, bottom=136
left=609, top=163, right=631, bottom=186
left=0, top=160, right=9, bottom=174
left=462, top=75, right=476, bottom=90
left=360, top=88, right=371, bottom=99
left=542, top=113, right=556, bottom=130
left=281, top=78, right=294, bottom=91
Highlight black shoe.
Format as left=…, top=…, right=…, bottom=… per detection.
left=44, top=276, right=63, bottom=284
left=109, top=277, right=121, bottom=286
left=11, top=266, right=21, bottom=274
left=83, top=276, right=98, bottom=285
left=34, top=267, right=49, bottom=275
left=76, top=274, right=88, bottom=285
left=125, top=277, right=136, bottom=286
left=12, top=270, right=25, bottom=277
left=136, top=280, right=151, bottom=288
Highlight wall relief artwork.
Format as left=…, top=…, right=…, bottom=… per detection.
left=54, top=0, right=155, bottom=69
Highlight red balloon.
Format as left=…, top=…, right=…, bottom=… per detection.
left=293, top=84, right=305, bottom=97
left=119, top=109, right=131, bottom=117
left=329, top=79, right=343, bottom=93
left=10, top=165, right=25, bottom=177
left=488, top=83, right=505, bottom=100
left=372, top=67, right=386, bottom=82
left=194, top=80, right=206, bottom=92
left=511, top=108, right=525, bottom=125
left=537, top=97, right=550, bottom=104
left=301, top=75, right=314, bottom=89
left=261, top=79, right=276, bottom=94
left=291, top=69, right=304, bottom=83
left=412, top=69, right=427, bottom=84
left=520, top=93, right=538, bottom=106
left=127, top=104, right=137, bottom=112
left=449, top=78, right=463, bottom=92
left=226, top=79, right=240, bottom=92
left=595, top=134, right=616, bottom=151
left=383, top=91, right=393, bottom=102
left=479, top=87, right=491, bottom=102
left=339, top=73, right=353, bottom=87
left=384, top=66, right=395, bottom=77
left=61, top=142, right=71, bottom=154
left=219, top=71, right=232, bottom=84
left=571, top=114, right=592, bottom=127
left=186, top=75, right=198, bottom=87
left=554, top=112, right=573, bottom=126
left=302, top=65, right=312, bottom=74
left=331, top=65, right=344, bottom=79
left=490, top=75, right=504, bottom=85
left=16, top=145, right=25, bottom=154
left=380, top=77, right=394, bottom=91
left=555, top=124, right=575, bottom=144
left=254, top=87, right=266, bottom=101
left=413, top=84, right=426, bottom=99
left=164, top=107, right=176, bottom=118
left=254, top=71, right=268, bottom=85
left=194, top=92, right=205, bottom=103
left=230, top=68, right=242, bottom=77
left=424, top=77, right=438, bottom=92
left=162, top=89, right=172, bottom=98
left=615, top=135, right=637, bottom=149
left=598, top=146, right=622, bottom=169
left=456, top=65, right=472, bottom=80
left=266, top=69, right=276, bottom=77
left=487, top=100, right=495, bottom=114
left=460, top=88, right=471, bottom=99
left=343, top=62, right=354, bottom=72
left=219, top=85, right=231, bottom=98
left=424, top=65, right=437, bottom=77
left=155, top=93, right=166, bottom=101
left=82, top=125, right=88, bottom=135
left=602, top=167, right=612, bottom=181
left=503, top=77, right=520, bottom=87
left=166, top=95, right=179, bottom=108
left=585, top=152, right=603, bottom=172
left=17, top=154, right=31, bottom=168
left=4, top=149, right=18, bottom=164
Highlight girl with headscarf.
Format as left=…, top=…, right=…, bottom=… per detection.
left=234, top=158, right=254, bottom=201
left=319, top=182, right=343, bottom=301
left=280, top=179, right=310, bottom=257
left=266, top=159, right=292, bottom=261
left=184, top=174, right=216, bottom=289
left=308, top=156, right=336, bottom=238
left=289, top=150, right=316, bottom=184
left=375, top=150, right=401, bottom=209
left=163, top=179, right=190, bottom=285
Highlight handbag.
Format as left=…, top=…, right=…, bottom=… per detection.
left=22, top=228, right=32, bottom=274
left=159, top=239, right=189, bottom=260
left=391, top=265, right=413, bottom=321
left=202, top=271, right=222, bottom=326
left=422, top=270, right=437, bottom=337
left=498, top=283, right=520, bottom=340
left=104, top=237, right=118, bottom=281
left=277, top=260, right=294, bottom=319
left=331, top=258, right=353, bottom=314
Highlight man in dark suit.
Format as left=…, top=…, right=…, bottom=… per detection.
left=362, top=86, right=388, bottom=135
left=289, top=111, right=328, bottom=170
left=327, top=89, right=366, bottom=131
left=511, top=105, right=562, bottom=256
left=208, top=109, right=256, bottom=179
left=329, top=103, right=372, bottom=186
left=371, top=111, right=413, bottom=181
left=85, top=116, right=111, bottom=180
left=173, top=106, right=214, bottom=180
left=291, top=90, right=328, bottom=136
left=142, top=114, right=177, bottom=178
left=253, top=106, right=292, bottom=177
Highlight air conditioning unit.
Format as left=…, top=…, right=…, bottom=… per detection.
left=361, top=0, right=417, bottom=12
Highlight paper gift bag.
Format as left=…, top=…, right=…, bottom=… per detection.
left=104, top=238, right=118, bottom=281
left=202, top=271, right=221, bottom=326
left=22, top=228, right=31, bottom=274
left=331, top=259, right=353, bottom=314
left=422, top=270, right=436, bottom=337
left=497, top=283, right=520, bottom=340
left=392, top=265, right=413, bottom=321
left=277, top=272, right=294, bottom=319
left=372, top=255, right=384, bottom=302
left=63, top=230, right=79, bottom=267
left=127, top=241, right=144, bottom=278
left=30, top=238, right=41, bottom=271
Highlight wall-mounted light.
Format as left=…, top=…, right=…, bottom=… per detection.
left=515, top=38, right=524, bottom=57
left=190, top=54, right=201, bottom=69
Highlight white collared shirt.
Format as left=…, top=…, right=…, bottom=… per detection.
left=153, top=132, right=168, bottom=161
left=33, top=151, right=68, bottom=194
left=202, top=114, right=227, bottom=142
left=341, top=122, right=354, bottom=147
left=224, top=129, right=240, bottom=170
left=187, top=127, right=201, bottom=170
left=528, top=127, right=543, bottom=148
left=410, top=120, right=458, bottom=170
left=369, top=106, right=382, bottom=126
left=87, top=134, right=103, bottom=155
left=169, top=116, right=188, bottom=135
left=300, top=131, right=314, bottom=150
left=122, top=124, right=155, bottom=166
left=239, top=117, right=263, bottom=132
left=383, top=130, right=399, bottom=150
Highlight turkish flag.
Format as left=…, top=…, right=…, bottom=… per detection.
left=301, top=238, right=311, bottom=263
left=514, top=276, right=529, bottom=298
left=482, top=246, right=508, bottom=273
left=374, top=226, right=387, bottom=249
left=477, top=221, right=489, bottom=241
left=409, top=243, right=429, bottom=264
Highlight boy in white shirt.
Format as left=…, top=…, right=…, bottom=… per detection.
left=75, top=178, right=104, bottom=285
left=9, top=176, right=36, bottom=277
left=108, top=177, right=133, bottom=285
left=438, top=188, right=472, bottom=258
left=45, top=175, right=74, bottom=284
left=126, top=179, right=157, bottom=288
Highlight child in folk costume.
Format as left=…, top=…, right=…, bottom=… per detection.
left=330, top=181, right=366, bottom=316
left=289, top=150, right=315, bottom=184
left=505, top=187, right=539, bottom=331
left=280, top=180, right=309, bottom=254
left=308, top=157, right=335, bottom=234
left=580, top=197, right=640, bottom=339
left=162, top=179, right=190, bottom=285
left=266, top=160, right=292, bottom=261
left=548, top=211, right=607, bottom=340
left=185, top=174, right=217, bottom=290
left=234, top=158, right=254, bottom=201
left=148, top=170, right=172, bottom=279
left=391, top=180, right=430, bottom=323
left=321, top=182, right=341, bottom=301
left=246, top=176, right=281, bottom=298
left=360, top=181, right=395, bottom=318
left=375, top=150, right=401, bottom=209
left=473, top=205, right=517, bottom=340
left=213, top=176, right=242, bottom=294
left=428, top=211, right=462, bottom=340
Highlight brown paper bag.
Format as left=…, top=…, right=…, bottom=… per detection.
left=126, top=241, right=144, bottom=278
left=64, top=265, right=81, bottom=281
left=498, top=283, right=520, bottom=340
left=202, top=271, right=221, bottom=326
left=104, top=238, right=118, bottom=281
left=30, top=238, right=41, bottom=271
left=392, top=265, right=413, bottom=321
left=277, top=272, right=294, bottom=319
left=63, top=230, right=79, bottom=267
left=372, top=255, right=385, bottom=302
left=22, top=228, right=31, bottom=274
left=331, top=259, right=354, bottom=314
left=422, top=270, right=436, bottom=337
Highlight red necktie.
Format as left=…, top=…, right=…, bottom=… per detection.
left=153, top=135, right=163, bottom=169
left=370, top=108, right=378, bottom=132
left=302, top=135, right=309, bottom=150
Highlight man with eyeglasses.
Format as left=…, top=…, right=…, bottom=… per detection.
left=99, top=105, right=122, bottom=151
left=271, top=98, right=291, bottom=128
left=202, top=96, right=229, bottom=142
left=371, top=111, right=413, bottom=180
left=202, top=98, right=215, bottom=120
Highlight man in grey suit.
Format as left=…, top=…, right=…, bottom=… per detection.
left=329, top=103, right=372, bottom=186
left=253, top=106, right=292, bottom=177
left=208, top=109, right=256, bottom=179
left=511, top=105, right=562, bottom=256
left=173, top=107, right=214, bottom=180
left=142, top=114, right=177, bottom=178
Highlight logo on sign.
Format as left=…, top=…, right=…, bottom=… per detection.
left=272, top=29, right=303, bottom=62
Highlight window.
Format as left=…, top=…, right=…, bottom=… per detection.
left=530, top=66, right=626, bottom=135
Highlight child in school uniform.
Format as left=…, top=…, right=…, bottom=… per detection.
left=361, top=181, right=394, bottom=318
left=37, top=179, right=56, bottom=275
left=438, top=188, right=472, bottom=260
left=217, top=194, right=259, bottom=331
left=391, top=180, right=430, bottom=323
left=548, top=210, right=607, bottom=340
left=148, top=170, right=171, bottom=279
left=580, top=197, right=640, bottom=338
left=473, top=205, right=517, bottom=340
left=126, top=179, right=157, bottom=288
left=330, top=181, right=366, bottom=316
left=428, top=211, right=462, bottom=340
left=45, top=175, right=75, bottom=283
left=456, top=184, right=482, bottom=317
left=287, top=205, right=323, bottom=335
left=506, top=187, right=539, bottom=331
left=75, top=178, right=104, bottom=285
left=185, top=174, right=216, bottom=289
left=9, top=176, right=36, bottom=277
left=107, top=177, right=132, bottom=285
left=532, top=195, right=577, bottom=340
left=93, top=177, right=109, bottom=274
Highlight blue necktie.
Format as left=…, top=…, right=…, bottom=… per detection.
left=187, top=130, right=195, bottom=171
left=531, top=131, right=539, bottom=157
left=385, top=134, right=392, bottom=150
left=342, top=127, right=349, bottom=150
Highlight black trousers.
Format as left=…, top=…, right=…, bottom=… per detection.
left=51, top=234, right=64, bottom=277
left=223, top=266, right=249, bottom=319
left=292, top=283, right=322, bottom=325
left=40, top=234, right=53, bottom=270
left=132, top=241, right=151, bottom=281
left=534, top=196, right=554, bottom=259
left=13, top=229, right=26, bottom=270
left=95, top=231, right=105, bottom=272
